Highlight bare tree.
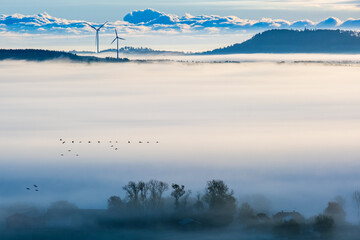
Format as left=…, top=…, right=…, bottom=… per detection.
left=138, top=181, right=149, bottom=207
left=123, top=181, right=140, bottom=207
left=148, top=179, right=169, bottom=208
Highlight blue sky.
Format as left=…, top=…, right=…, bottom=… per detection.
left=2, top=0, right=360, bottom=21
left=1, top=1, right=360, bottom=51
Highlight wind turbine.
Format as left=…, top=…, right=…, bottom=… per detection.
left=111, top=29, right=125, bottom=60
left=86, top=21, right=108, bottom=53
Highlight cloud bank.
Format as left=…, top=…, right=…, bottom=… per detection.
left=1, top=9, right=360, bottom=36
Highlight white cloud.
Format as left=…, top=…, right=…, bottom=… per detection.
left=1, top=9, right=360, bottom=37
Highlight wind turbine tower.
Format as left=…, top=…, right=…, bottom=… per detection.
left=86, top=21, right=108, bottom=53
left=111, top=29, right=125, bottom=60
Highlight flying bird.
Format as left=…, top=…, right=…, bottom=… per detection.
left=26, top=188, right=30, bottom=190
left=34, top=185, right=38, bottom=188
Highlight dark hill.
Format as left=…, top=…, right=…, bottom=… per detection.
left=203, top=29, right=360, bottom=54
left=0, top=49, right=129, bottom=62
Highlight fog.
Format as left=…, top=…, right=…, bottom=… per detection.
left=1, top=60, right=360, bottom=223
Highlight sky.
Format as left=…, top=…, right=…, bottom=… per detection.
left=1, top=1, right=360, bottom=51
left=1, top=0, right=360, bottom=21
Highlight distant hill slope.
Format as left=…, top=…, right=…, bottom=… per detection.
left=203, top=29, right=360, bottom=54
left=0, top=49, right=129, bottom=62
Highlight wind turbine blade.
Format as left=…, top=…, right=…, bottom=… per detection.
left=98, top=21, right=108, bottom=30
left=111, top=38, right=117, bottom=44
left=85, top=22, right=97, bottom=30
left=115, top=29, right=118, bottom=37
left=119, top=37, right=126, bottom=40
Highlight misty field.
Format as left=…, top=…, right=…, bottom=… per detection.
left=0, top=60, right=360, bottom=239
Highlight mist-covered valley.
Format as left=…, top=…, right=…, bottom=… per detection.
left=1, top=60, right=360, bottom=239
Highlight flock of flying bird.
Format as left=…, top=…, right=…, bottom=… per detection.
left=26, top=184, right=39, bottom=192
left=59, top=138, right=159, bottom=157
left=85, top=21, right=125, bottom=60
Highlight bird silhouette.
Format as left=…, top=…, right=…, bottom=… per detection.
left=156, top=141, right=159, bottom=143
left=111, top=145, right=114, bottom=147
left=76, top=154, right=79, bottom=157
left=72, top=141, right=74, bottom=143
left=26, top=188, right=30, bottom=190
left=115, top=148, right=118, bottom=150
left=35, top=189, right=39, bottom=192
left=88, top=141, right=91, bottom=143
left=34, top=185, right=38, bottom=188
left=147, top=141, right=149, bottom=143
left=60, top=139, right=62, bottom=141
left=68, top=150, right=71, bottom=152
left=79, top=141, right=82, bottom=143
left=139, top=141, right=142, bottom=143
left=98, top=141, right=100, bottom=143
left=128, top=141, right=131, bottom=144
left=62, top=141, right=65, bottom=144
left=60, top=154, right=64, bottom=156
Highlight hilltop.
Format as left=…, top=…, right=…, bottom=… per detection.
left=203, top=29, right=360, bottom=54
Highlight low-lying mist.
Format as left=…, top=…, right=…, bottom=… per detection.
left=1, top=59, right=360, bottom=231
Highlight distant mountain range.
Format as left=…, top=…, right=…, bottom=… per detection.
left=203, top=29, right=360, bottom=54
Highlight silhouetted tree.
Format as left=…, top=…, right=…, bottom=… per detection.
left=203, top=179, right=236, bottom=227
left=194, top=193, right=204, bottom=212
left=138, top=181, right=149, bottom=207
left=108, top=196, right=124, bottom=212
left=238, top=203, right=257, bottom=226
left=324, top=201, right=346, bottom=224
left=171, top=184, right=186, bottom=209
left=123, top=181, right=140, bottom=208
left=148, top=179, right=169, bottom=208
